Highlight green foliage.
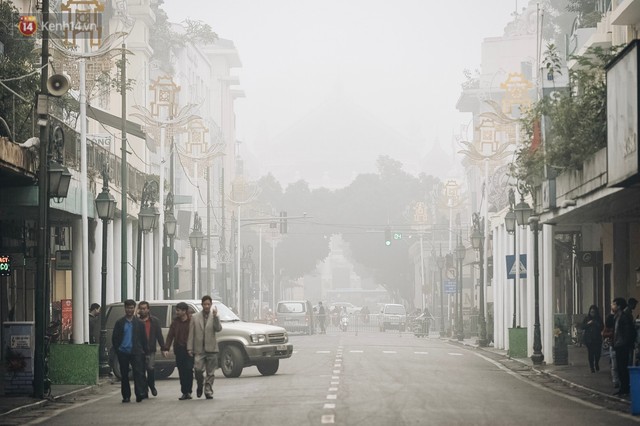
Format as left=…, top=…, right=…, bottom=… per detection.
left=246, top=156, right=443, bottom=305
left=0, top=1, right=39, bottom=142
left=149, top=1, right=218, bottom=72
left=94, top=57, right=136, bottom=96
left=515, top=45, right=620, bottom=192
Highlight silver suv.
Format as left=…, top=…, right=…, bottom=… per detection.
left=105, top=299, right=293, bottom=379
left=379, top=303, right=407, bottom=332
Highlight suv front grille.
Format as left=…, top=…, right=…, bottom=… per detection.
left=268, top=333, right=287, bottom=344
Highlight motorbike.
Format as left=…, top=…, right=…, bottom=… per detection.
left=412, top=313, right=430, bottom=338
left=339, top=314, right=349, bottom=332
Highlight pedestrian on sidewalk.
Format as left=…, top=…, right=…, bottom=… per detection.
left=111, top=299, right=149, bottom=403
left=318, top=302, right=326, bottom=334
left=188, top=295, right=222, bottom=400
left=164, top=302, right=194, bottom=401
left=88, top=303, right=100, bottom=344
left=582, top=305, right=603, bottom=373
left=137, top=301, right=166, bottom=398
left=602, top=310, right=620, bottom=388
left=612, top=297, right=635, bottom=396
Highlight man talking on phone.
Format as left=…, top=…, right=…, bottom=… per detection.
left=187, top=295, right=222, bottom=399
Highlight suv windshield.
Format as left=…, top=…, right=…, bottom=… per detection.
left=385, top=305, right=406, bottom=315
left=214, top=301, right=241, bottom=321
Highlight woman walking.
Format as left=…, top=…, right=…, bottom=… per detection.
left=582, top=305, right=604, bottom=373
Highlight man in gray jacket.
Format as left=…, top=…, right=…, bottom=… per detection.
left=187, top=295, right=222, bottom=399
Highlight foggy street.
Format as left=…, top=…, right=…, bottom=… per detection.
left=2, top=331, right=638, bottom=426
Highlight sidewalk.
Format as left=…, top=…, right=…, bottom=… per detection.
left=455, top=336, right=627, bottom=403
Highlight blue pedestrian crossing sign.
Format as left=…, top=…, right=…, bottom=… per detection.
left=444, top=280, right=457, bottom=294
left=506, top=255, right=527, bottom=279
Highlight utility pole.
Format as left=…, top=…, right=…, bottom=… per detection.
left=120, top=43, right=127, bottom=301
left=35, top=0, right=51, bottom=398
left=206, top=166, right=211, bottom=295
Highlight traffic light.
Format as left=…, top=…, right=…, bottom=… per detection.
left=279, top=211, right=288, bottom=234
left=385, top=227, right=391, bottom=246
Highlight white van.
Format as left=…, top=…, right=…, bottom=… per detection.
left=379, top=303, right=407, bottom=332
left=275, top=300, right=315, bottom=334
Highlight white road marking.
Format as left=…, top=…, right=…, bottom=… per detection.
left=332, top=376, right=340, bottom=380
left=321, top=414, right=335, bottom=424
left=448, top=352, right=463, bottom=356
left=350, top=350, right=363, bottom=353
left=324, top=403, right=336, bottom=409
left=327, top=394, right=337, bottom=400
left=333, top=370, right=341, bottom=374
left=24, top=389, right=121, bottom=425
left=334, top=364, right=341, bottom=367
left=382, top=350, right=397, bottom=354
left=331, top=381, right=339, bottom=385
left=328, top=387, right=338, bottom=392
left=316, top=350, right=331, bottom=353
left=414, top=351, right=429, bottom=355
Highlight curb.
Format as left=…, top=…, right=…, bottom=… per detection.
left=0, top=379, right=110, bottom=418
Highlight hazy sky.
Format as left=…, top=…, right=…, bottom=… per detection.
left=162, top=0, right=519, bottom=184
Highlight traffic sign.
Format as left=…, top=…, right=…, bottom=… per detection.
left=506, top=254, right=527, bottom=279
left=444, top=280, right=457, bottom=294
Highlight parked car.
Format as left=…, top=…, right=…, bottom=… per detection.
left=274, top=300, right=314, bottom=334
left=379, top=303, right=407, bottom=332
left=104, top=299, right=293, bottom=379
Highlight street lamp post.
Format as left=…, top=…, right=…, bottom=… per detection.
left=190, top=213, right=204, bottom=298
left=164, top=192, right=177, bottom=299
left=94, top=164, right=116, bottom=376
left=471, top=213, right=488, bottom=347
left=504, top=188, right=517, bottom=328
left=136, top=180, right=159, bottom=300
left=455, top=237, right=465, bottom=341
left=436, top=247, right=445, bottom=337
left=514, top=195, right=544, bottom=365
left=529, top=215, right=544, bottom=365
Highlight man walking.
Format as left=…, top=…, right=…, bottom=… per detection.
left=188, top=295, right=222, bottom=399
left=138, top=301, right=166, bottom=397
left=164, top=302, right=194, bottom=400
left=88, top=303, right=100, bottom=344
left=318, top=302, right=326, bottom=334
left=111, top=299, right=148, bottom=403
left=613, top=297, right=635, bottom=396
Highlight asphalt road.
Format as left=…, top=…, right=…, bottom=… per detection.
left=3, top=331, right=640, bottom=425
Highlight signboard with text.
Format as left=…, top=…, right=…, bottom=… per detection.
left=0, top=255, right=12, bottom=276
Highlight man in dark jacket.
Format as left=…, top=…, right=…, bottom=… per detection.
left=164, top=302, right=193, bottom=400
left=112, top=299, right=148, bottom=403
left=138, top=301, right=166, bottom=397
left=613, top=297, right=635, bottom=396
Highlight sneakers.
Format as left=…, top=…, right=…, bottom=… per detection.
left=197, top=385, right=203, bottom=398
left=205, top=394, right=213, bottom=400
left=178, top=393, right=193, bottom=400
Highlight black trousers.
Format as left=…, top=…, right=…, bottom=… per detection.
left=175, top=345, right=194, bottom=395
left=616, top=346, right=632, bottom=393
left=117, top=352, right=146, bottom=400
left=586, top=341, right=602, bottom=371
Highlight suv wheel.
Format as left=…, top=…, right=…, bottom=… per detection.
left=256, top=359, right=279, bottom=376
left=155, top=366, right=175, bottom=380
left=220, top=345, right=244, bottom=378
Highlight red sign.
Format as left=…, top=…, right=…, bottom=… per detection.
left=61, top=299, right=73, bottom=341
left=18, top=15, right=37, bottom=37
left=0, top=255, right=11, bottom=276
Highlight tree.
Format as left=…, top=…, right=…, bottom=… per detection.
left=0, top=1, right=39, bottom=143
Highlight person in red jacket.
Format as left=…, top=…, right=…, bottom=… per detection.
left=138, top=301, right=166, bottom=397
left=164, top=302, right=193, bottom=400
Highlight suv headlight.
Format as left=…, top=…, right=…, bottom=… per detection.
left=250, top=334, right=267, bottom=344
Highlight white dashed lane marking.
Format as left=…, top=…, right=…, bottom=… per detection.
left=321, top=414, right=335, bottom=424
left=382, top=350, right=397, bottom=354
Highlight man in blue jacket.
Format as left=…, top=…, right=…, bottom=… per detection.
left=112, top=299, right=149, bottom=403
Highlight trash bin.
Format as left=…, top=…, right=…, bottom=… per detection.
left=631, top=366, right=640, bottom=415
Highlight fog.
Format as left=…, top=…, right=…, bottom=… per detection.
left=162, top=0, right=518, bottom=188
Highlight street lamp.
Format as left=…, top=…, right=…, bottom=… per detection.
left=190, top=213, right=204, bottom=298
left=528, top=214, right=544, bottom=366
left=455, top=237, right=465, bottom=341
left=471, top=213, right=487, bottom=347
left=164, top=192, right=177, bottom=299
left=436, top=247, right=445, bottom=337
left=505, top=188, right=517, bottom=329
left=136, top=180, right=159, bottom=300
left=94, top=164, right=116, bottom=377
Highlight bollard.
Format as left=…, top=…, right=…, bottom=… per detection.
left=630, top=366, right=640, bottom=415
